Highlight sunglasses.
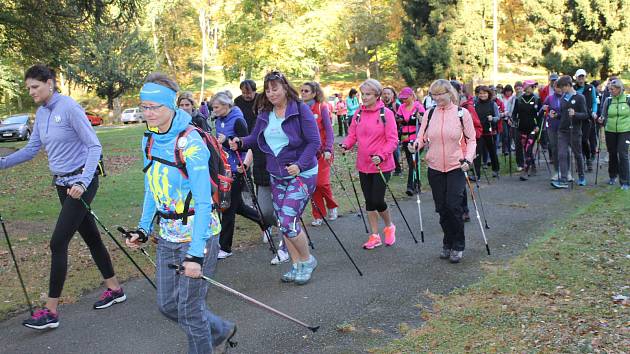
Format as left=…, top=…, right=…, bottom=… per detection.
left=264, top=71, right=286, bottom=82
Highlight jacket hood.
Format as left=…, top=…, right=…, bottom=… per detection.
left=218, top=106, right=244, bottom=121
left=147, top=108, right=192, bottom=142
left=359, top=99, right=385, bottom=112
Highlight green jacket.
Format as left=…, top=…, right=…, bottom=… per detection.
left=603, top=93, right=630, bottom=133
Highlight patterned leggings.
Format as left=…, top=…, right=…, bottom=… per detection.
left=270, top=174, right=316, bottom=238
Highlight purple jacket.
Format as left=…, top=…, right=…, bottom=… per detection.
left=241, top=100, right=321, bottom=177
left=540, top=93, right=563, bottom=132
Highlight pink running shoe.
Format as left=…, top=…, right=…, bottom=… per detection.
left=363, top=234, right=382, bottom=250
left=383, top=224, right=396, bottom=246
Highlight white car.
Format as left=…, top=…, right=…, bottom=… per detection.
left=121, top=108, right=144, bottom=124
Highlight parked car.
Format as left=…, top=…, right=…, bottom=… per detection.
left=85, top=111, right=103, bottom=126
left=121, top=107, right=144, bottom=124
left=0, top=114, right=32, bottom=142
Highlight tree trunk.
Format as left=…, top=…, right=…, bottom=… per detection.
left=373, top=48, right=380, bottom=80
left=151, top=16, right=161, bottom=69
left=198, top=7, right=207, bottom=103
left=112, top=97, right=122, bottom=124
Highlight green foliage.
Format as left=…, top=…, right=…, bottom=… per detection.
left=66, top=26, right=154, bottom=109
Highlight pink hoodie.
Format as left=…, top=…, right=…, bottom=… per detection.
left=343, top=100, right=399, bottom=173
left=417, top=102, right=477, bottom=173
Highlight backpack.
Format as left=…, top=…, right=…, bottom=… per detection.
left=142, top=125, right=233, bottom=224
left=354, top=107, right=386, bottom=124
left=422, top=107, right=469, bottom=140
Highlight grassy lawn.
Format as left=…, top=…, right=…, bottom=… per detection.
left=376, top=187, right=629, bottom=353
left=0, top=125, right=415, bottom=319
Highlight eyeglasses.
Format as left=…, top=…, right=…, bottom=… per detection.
left=264, top=71, right=286, bottom=82
left=431, top=91, right=449, bottom=97
left=140, top=104, right=164, bottom=112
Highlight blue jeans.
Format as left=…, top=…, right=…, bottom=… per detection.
left=156, top=237, right=234, bottom=354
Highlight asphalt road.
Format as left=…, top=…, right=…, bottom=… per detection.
left=0, top=163, right=599, bottom=353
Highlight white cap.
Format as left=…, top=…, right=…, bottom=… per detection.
left=575, top=69, right=587, bottom=78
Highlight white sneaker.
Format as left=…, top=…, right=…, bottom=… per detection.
left=328, top=208, right=338, bottom=221
left=567, top=173, right=574, bottom=182
left=311, top=219, right=323, bottom=226
left=270, top=249, right=290, bottom=265
left=550, top=172, right=559, bottom=181
left=217, top=250, right=232, bottom=259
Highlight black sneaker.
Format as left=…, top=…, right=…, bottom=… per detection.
left=439, top=248, right=451, bottom=259
left=93, top=288, right=127, bottom=309
left=22, top=308, right=59, bottom=330
left=406, top=188, right=414, bottom=196
left=462, top=212, right=471, bottom=222
left=449, top=250, right=463, bottom=263
left=214, top=324, right=237, bottom=354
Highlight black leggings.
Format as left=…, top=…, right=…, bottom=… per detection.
left=219, top=173, right=260, bottom=253
left=50, top=176, right=115, bottom=298
left=359, top=171, right=390, bottom=212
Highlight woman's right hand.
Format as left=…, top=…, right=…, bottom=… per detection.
left=228, top=137, right=240, bottom=151
left=125, top=233, right=141, bottom=250
left=409, top=140, right=420, bottom=153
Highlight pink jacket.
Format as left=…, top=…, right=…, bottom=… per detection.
left=417, top=102, right=477, bottom=173
left=336, top=100, right=347, bottom=115
left=343, top=100, right=398, bottom=173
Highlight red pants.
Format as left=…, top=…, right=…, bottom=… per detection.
left=312, top=156, right=338, bottom=219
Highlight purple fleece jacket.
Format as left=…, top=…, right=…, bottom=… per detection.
left=241, top=100, right=321, bottom=177
left=0, top=93, right=102, bottom=187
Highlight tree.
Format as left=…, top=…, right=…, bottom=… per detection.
left=67, top=26, right=153, bottom=110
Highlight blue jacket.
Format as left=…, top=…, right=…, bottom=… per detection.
left=215, top=106, right=247, bottom=172
left=138, top=109, right=221, bottom=258
left=241, top=100, right=321, bottom=177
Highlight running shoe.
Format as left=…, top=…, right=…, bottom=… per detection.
left=383, top=224, right=396, bottom=246
left=328, top=208, right=338, bottom=221
left=449, top=250, right=463, bottom=263
left=362, top=234, right=382, bottom=250
left=214, top=324, right=237, bottom=354
left=93, top=288, right=126, bottom=309
left=608, top=178, right=617, bottom=185
left=577, top=176, right=587, bottom=186
left=621, top=184, right=629, bottom=191
left=463, top=212, right=471, bottom=222
left=262, top=227, right=272, bottom=243
left=551, top=180, right=569, bottom=189
left=439, top=248, right=451, bottom=260
left=281, top=264, right=298, bottom=283
left=550, top=172, right=559, bottom=181
left=22, top=308, right=59, bottom=330
left=218, top=250, right=233, bottom=259
left=311, top=218, right=323, bottom=227
left=270, top=249, right=290, bottom=265
left=295, top=256, right=318, bottom=285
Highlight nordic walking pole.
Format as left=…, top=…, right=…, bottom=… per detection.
left=293, top=175, right=363, bottom=276
left=326, top=159, right=359, bottom=214
left=0, top=212, right=34, bottom=315
left=79, top=198, right=157, bottom=289
left=411, top=152, right=425, bottom=243
left=373, top=162, right=419, bottom=244
left=117, top=227, right=157, bottom=267
left=508, top=125, right=513, bottom=176
left=233, top=150, right=279, bottom=256
left=338, top=147, right=369, bottom=234
left=169, top=264, right=320, bottom=332
left=299, top=217, right=315, bottom=250
left=469, top=163, right=491, bottom=229
left=462, top=170, right=491, bottom=255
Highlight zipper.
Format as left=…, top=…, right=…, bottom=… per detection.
left=440, top=109, right=446, bottom=172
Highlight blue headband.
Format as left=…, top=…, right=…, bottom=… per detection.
left=139, top=82, right=177, bottom=110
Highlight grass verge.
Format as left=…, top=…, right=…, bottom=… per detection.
left=376, top=188, right=629, bottom=353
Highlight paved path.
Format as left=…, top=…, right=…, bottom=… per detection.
left=0, top=164, right=601, bottom=353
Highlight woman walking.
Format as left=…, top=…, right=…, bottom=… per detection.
left=382, top=87, right=402, bottom=175
left=1, top=64, right=123, bottom=330
left=336, top=93, right=348, bottom=137
left=126, top=73, right=236, bottom=353
left=229, top=71, right=320, bottom=285
left=598, top=78, right=630, bottom=189
left=301, top=82, right=338, bottom=226
left=473, top=85, right=501, bottom=178
left=411, top=79, right=476, bottom=263
left=396, top=87, right=425, bottom=194
left=341, top=79, right=398, bottom=250
left=211, top=91, right=261, bottom=259
left=346, top=88, right=360, bottom=129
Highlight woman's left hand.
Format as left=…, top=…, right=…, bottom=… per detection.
left=371, top=155, right=382, bottom=165
left=67, top=183, right=86, bottom=199
left=182, top=261, right=202, bottom=278
left=217, top=133, right=226, bottom=144
left=286, top=164, right=300, bottom=176
left=323, top=151, right=332, bottom=161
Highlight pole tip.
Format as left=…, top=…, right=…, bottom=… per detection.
left=486, top=245, right=491, bottom=255
left=309, top=326, right=320, bottom=333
